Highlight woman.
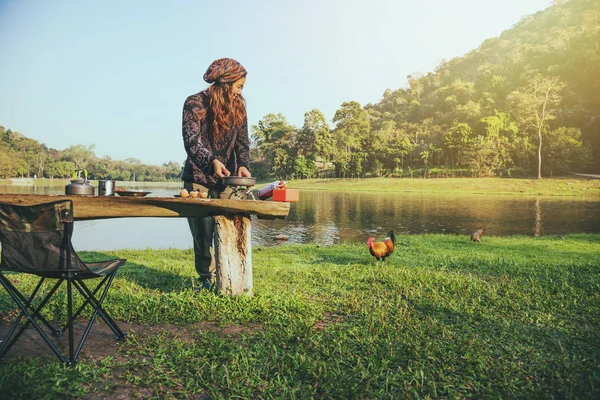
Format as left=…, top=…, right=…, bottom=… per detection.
left=181, top=58, right=251, bottom=290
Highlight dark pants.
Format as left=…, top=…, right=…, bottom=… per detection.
left=184, top=182, right=231, bottom=280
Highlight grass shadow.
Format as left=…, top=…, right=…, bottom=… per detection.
left=79, top=251, right=192, bottom=292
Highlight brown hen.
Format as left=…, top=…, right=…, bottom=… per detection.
left=471, top=227, right=486, bottom=243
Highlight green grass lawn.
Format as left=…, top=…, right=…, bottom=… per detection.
left=1, top=234, right=599, bottom=399
left=287, top=177, right=600, bottom=197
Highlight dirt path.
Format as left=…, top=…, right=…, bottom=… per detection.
left=0, top=319, right=263, bottom=363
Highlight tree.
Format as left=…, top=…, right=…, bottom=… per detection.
left=465, top=136, right=497, bottom=177
left=479, top=112, right=517, bottom=175
left=1, top=128, right=14, bottom=147
left=37, top=144, right=49, bottom=178
left=364, top=119, right=407, bottom=175
left=407, top=72, right=425, bottom=101
left=443, top=123, right=473, bottom=166
left=0, top=151, right=17, bottom=178
left=544, top=126, right=589, bottom=175
left=4, top=132, right=41, bottom=177
left=293, top=155, right=316, bottom=178
left=297, top=109, right=334, bottom=167
left=510, top=74, right=566, bottom=179
left=45, top=161, right=76, bottom=179
left=16, top=159, right=29, bottom=177
left=420, top=142, right=441, bottom=173
left=163, top=161, right=183, bottom=181
left=61, top=144, right=97, bottom=171
left=251, top=113, right=296, bottom=178
left=332, top=101, right=370, bottom=177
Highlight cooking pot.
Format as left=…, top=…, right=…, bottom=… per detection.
left=65, top=179, right=95, bottom=196
left=98, top=180, right=116, bottom=196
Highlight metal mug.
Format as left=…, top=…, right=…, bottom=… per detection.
left=98, top=180, right=116, bottom=196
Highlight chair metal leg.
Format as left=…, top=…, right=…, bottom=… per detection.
left=66, top=278, right=75, bottom=365
left=82, top=272, right=126, bottom=339
left=62, top=275, right=111, bottom=330
left=1, top=276, right=63, bottom=336
left=0, top=275, right=45, bottom=353
left=46, top=271, right=126, bottom=362
left=74, top=273, right=125, bottom=337
left=0, top=275, right=68, bottom=364
left=0, top=277, right=67, bottom=363
left=70, top=273, right=126, bottom=361
left=70, top=278, right=103, bottom=362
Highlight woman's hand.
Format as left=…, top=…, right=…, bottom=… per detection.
left=212, top=159, right=230, bottom=178
left=238, top=166, right=251, bottom=177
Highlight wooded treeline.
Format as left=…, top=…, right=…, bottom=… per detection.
left=0, top=127, right=181, bottom=181
left=251, top=0, right=599, bottom=179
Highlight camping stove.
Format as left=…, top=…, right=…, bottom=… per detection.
left=220, top=176, right=257, bottom=200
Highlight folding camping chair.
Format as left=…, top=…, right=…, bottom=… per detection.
left=0, top=199, right=126, bottom=365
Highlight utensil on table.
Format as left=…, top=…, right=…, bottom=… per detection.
left=98, top=180, right=116, bottom=196
left=65, top=170, right=95, bottom=196
left=115, top=190, right=152, bottom=197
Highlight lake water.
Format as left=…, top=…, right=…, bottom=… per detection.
left=1, top=184, right=599, bottom=250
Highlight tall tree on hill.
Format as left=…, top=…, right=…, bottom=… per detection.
left=36, top=144, right=49, bottom=178
left=332, top=101, right=370, bottom=177
left=510, top=74, right=565, bottom=179
left=296, top=109, right=334, bottom=177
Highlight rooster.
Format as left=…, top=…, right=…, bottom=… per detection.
left=471, top=227, right=485, bottom=243
left=367, top=231, right=396, bottom=265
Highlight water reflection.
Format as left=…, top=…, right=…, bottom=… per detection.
left=256, top=191, right=600, bottom=245
left=533, top=198, right=542, bottom=237
left=1, top=184, right=599, bottom=250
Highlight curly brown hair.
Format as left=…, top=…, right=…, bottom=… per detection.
left=206, top=82, right=246, bottom=141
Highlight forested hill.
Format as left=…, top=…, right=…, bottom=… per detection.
left=366, top=0, right=599, bottom=174
left=251, top=0, right=599, bottom=179
left=0, top=127, right=181, bottom=181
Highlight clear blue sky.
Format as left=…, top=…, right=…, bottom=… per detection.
left=0, top=0, right=551, bottom=166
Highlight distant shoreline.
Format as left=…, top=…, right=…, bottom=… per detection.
left=287, top=176, right=600, bottom=198
left=2, top=177, right=599, bottom=197
left=0, top=178, right=182, bottom=189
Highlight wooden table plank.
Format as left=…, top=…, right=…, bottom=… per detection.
left=0, top=194, right=290, bottom=220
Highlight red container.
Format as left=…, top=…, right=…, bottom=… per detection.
left=272, top=188, right=299, bottom=202
left=257, top=180, right=286, bottom=200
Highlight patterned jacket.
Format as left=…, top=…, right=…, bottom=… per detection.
left=181, top=90, right=250, bottom=186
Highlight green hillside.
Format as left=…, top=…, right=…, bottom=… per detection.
left=251, top=0, right=600, bottom=179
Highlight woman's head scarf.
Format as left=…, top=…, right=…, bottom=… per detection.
left=203, top=58, right=247, bottom=84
